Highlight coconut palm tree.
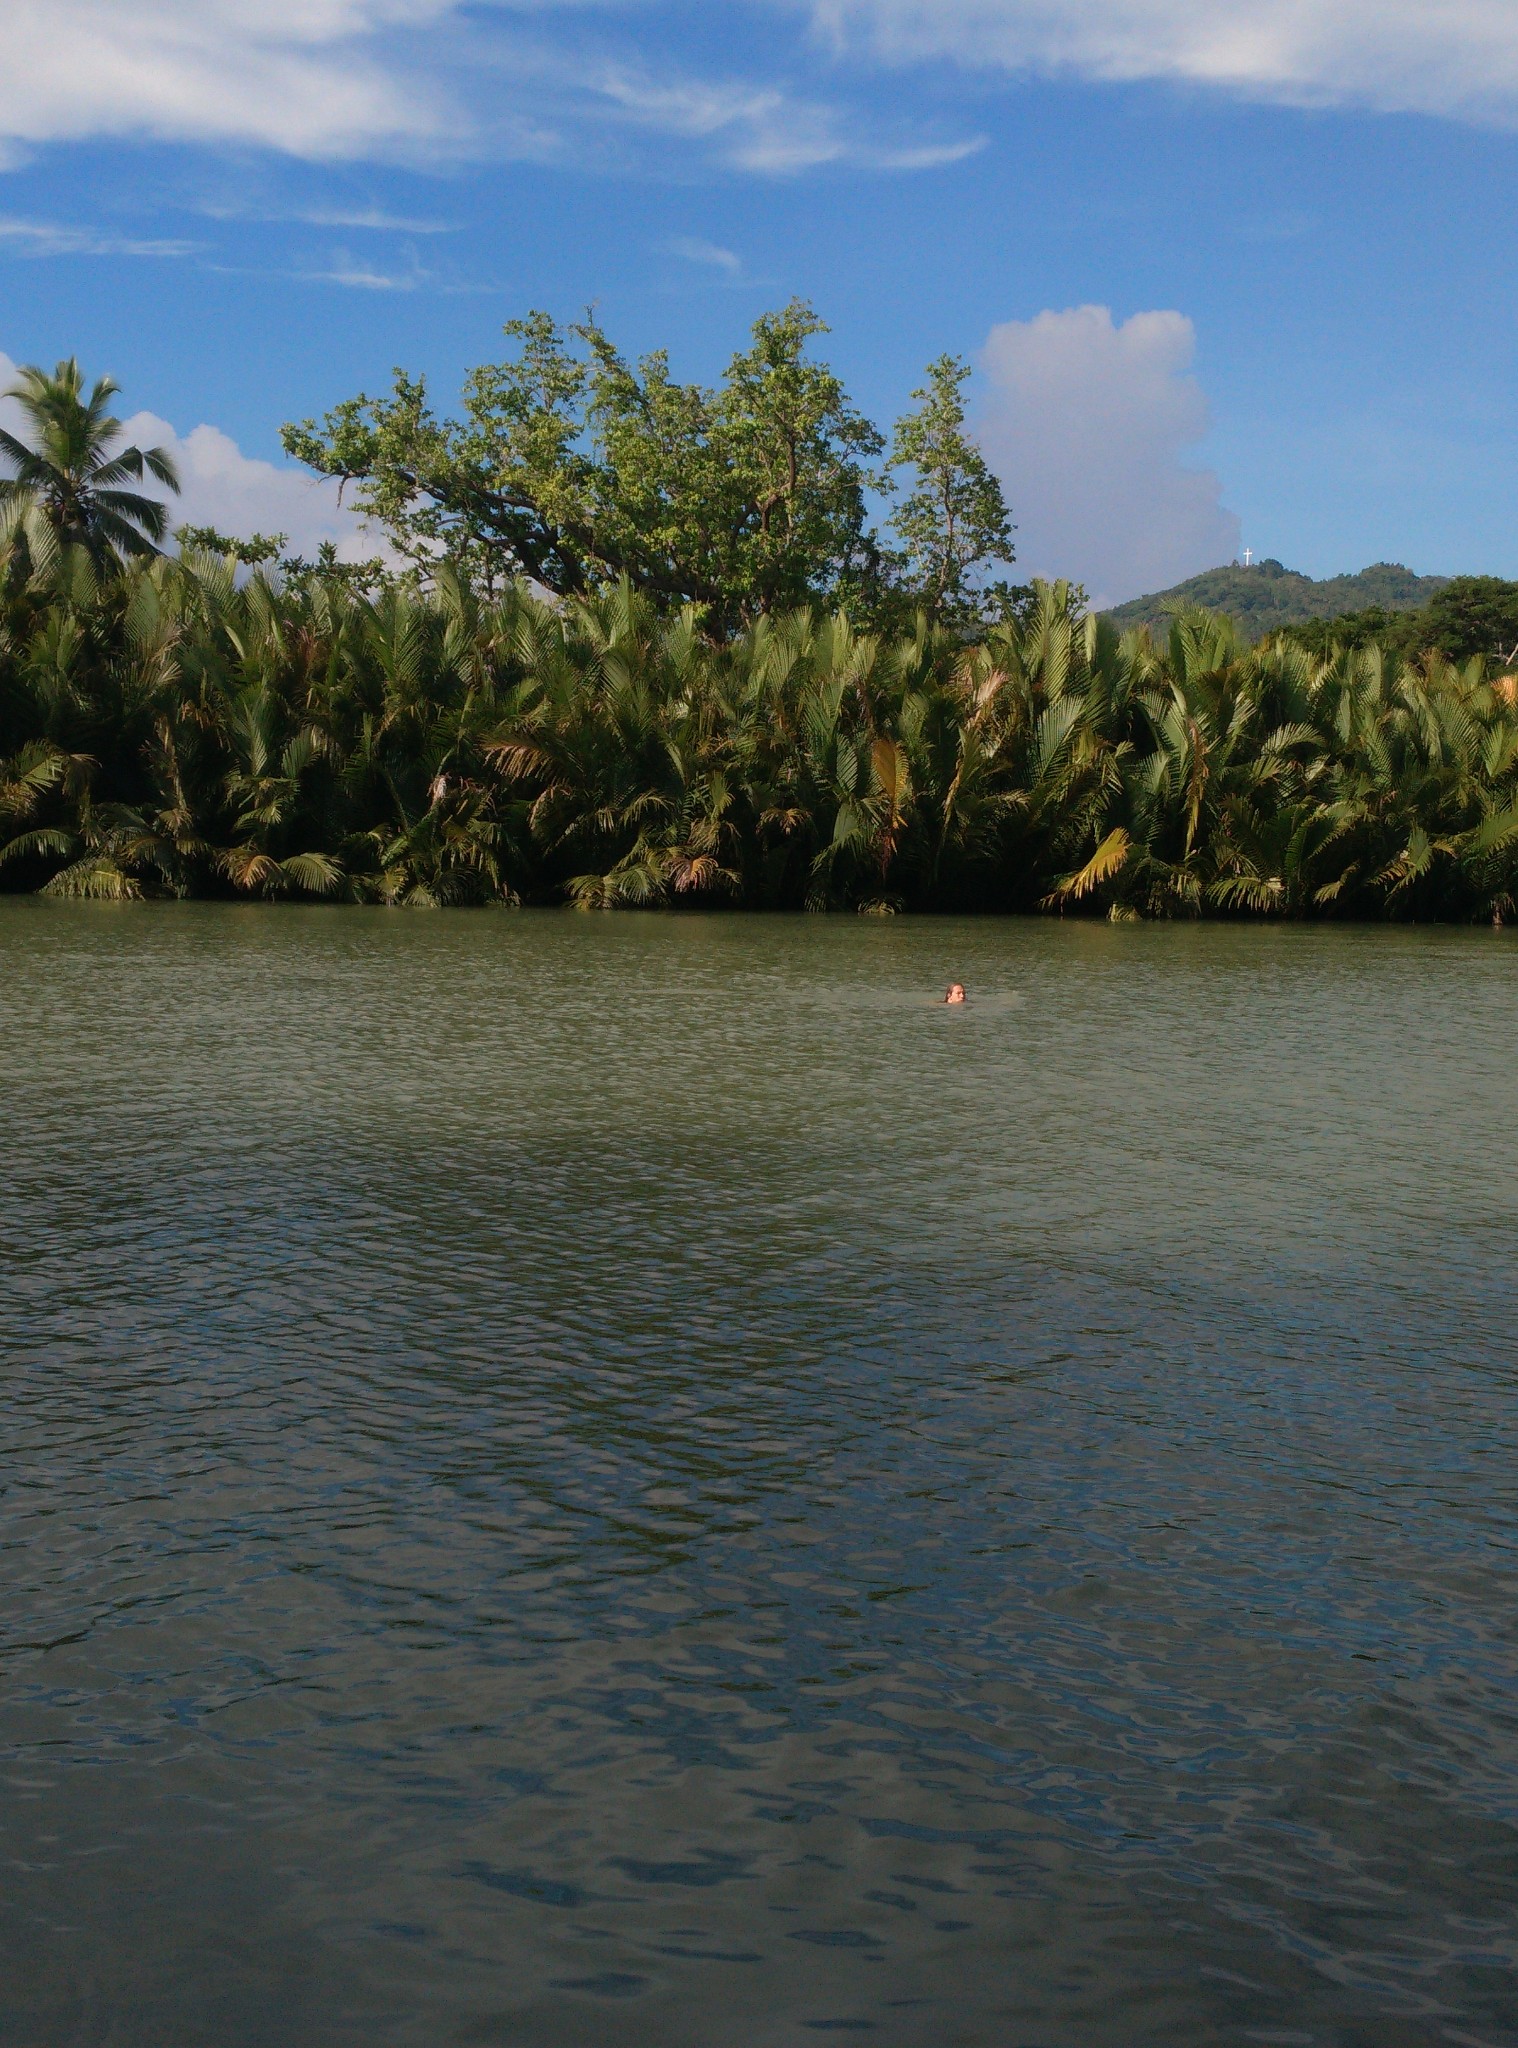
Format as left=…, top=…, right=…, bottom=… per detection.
left=0, top=358, right=180, bottom=569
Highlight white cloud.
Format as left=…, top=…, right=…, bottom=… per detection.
left=976, top=305, right=1239, bottom=607
left=865, top=135, right=986, bottom=169
left=0, top=3, right=983, bottom=173
left=665, top=236, right=744, bottom=275
left=293, top=251, right=430, bottom=289
left=0, top=1, right=456, bottom=160
left=197, top=203, right=459, bottom=233
left=0, top=351, right=379, bottom=562
left=137, top=417, right=381, bottom=560
left=589, top=66, right=854, bottom=172
left=803, top=1, right=1518, bottom=124
left=141, top=417, right=380, bottom=560
left=4, top=0, right=1516, bottom=185
left=584, top=60, right=983, bottom=172
left=0, top=217, right=199, bottom=258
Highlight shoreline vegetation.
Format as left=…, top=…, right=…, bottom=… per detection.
left=5, top=325, right=1518, bottom=921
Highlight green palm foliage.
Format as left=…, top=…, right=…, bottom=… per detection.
left=4, top=531, right=1518, bottom=921
left=0, top=359, right=180, bottom=571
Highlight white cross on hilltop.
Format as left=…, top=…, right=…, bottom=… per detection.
left=1242, top=547, right=1254, bottom=567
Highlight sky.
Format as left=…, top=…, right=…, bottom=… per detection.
left=3, top=2, right=1518, bottom=605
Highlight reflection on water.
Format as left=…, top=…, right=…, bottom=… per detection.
left=3, top=904, right=1517, bottom=2047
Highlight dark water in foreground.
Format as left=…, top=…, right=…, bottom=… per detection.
left=3, top=904, right=1517, bottom=2047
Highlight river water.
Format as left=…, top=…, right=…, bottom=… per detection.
left=3, top=903, right=1516, bottom=2047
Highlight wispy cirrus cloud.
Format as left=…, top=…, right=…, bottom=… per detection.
left=589, top=66, right=853, bottom=172
left=0, top=2, right=984, bottom=176
left=0, top=216, right=199, bottom=258
left=195, top=201, right=460, bottom=234
left=28, top=0, right=1499, bottom=199
left=204, top=249, right=498, bottom=293
left=299, top=261, right=421, bottom=290
left=665, top=236, right=744, bottom=275
left=800, top=0, right=1518, bottom=125
left=578, top=61, right=982, bottom=174
left=867, top=135, right=985, bottom=169
left=7, top=0, right=1518, bottom=188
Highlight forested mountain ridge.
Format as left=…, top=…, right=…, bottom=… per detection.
left=1105, top=560, right=1450, bottom=641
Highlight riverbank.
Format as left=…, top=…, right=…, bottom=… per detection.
left=7, top=570, right=1518, bottom=922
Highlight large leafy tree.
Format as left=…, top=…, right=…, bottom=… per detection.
left=1283, top=578, right=1518, bottom=667
left=1419, top=576, right=1518, bottom=665
left=888, top=354, right=1015, bottom=629
left=0, top=358, right=180, bottom=569
left=281, top=302, right=890, bottom=633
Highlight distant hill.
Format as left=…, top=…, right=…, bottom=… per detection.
left=1103, top=560, right=1449, bottom=642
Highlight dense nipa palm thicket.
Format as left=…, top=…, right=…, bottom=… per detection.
left=5, top=544, right=1518, bottom=920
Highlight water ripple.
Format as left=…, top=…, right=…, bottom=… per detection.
left=3, top=904, right=1517, bottom=2046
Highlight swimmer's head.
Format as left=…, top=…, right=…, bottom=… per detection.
left=945, top=983, right=967, bottom=1005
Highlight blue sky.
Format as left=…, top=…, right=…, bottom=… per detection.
left=3, top=2, right=1518, bottom=603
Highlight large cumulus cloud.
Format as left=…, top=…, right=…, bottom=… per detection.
left=975, top=305, right=1240, bottom=607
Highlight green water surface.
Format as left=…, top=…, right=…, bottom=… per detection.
left=3, top=904, right=1516, bottom=2046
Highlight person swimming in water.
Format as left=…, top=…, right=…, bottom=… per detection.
left=944, top=983, right=967, bottom=1005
